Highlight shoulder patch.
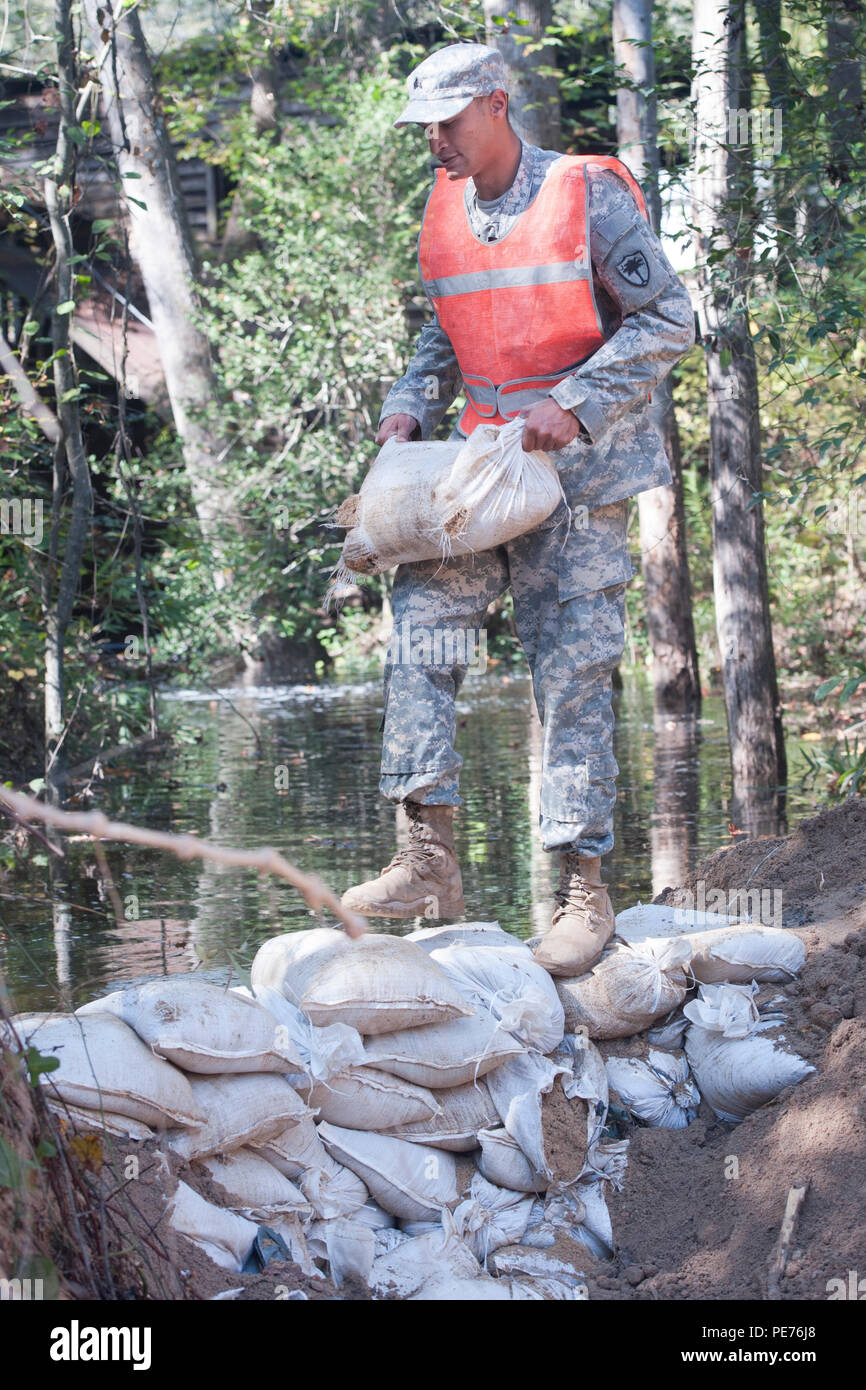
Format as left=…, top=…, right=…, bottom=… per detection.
left=617, top=249, right=650, bottom=287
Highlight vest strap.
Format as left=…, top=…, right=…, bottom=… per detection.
left=462, top=357, right=592, bottom=419
left=423, top=261, right=591, bottom=300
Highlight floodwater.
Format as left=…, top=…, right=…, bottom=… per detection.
left=1, top=669, right=828, bottom=1012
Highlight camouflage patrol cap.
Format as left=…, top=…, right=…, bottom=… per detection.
left=394, top=43, right=509, bottom=129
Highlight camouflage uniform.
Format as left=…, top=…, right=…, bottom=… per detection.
left=378, top=140, right=695, bottom=856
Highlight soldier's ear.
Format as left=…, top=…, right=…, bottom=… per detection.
left=489, top=89, right=509, bottom=121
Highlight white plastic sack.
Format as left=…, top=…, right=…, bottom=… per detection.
left=684, top=983, right=814, bottom=1122
left=369, top=1213, right=482, bottom=1297
left=387, top=1078, right=498, bottom=1151
left=307, top=1217, right=377, bottom=1287
left=485, top=1051, right=571, bottom=1183
left=199, top=1149, right=312, bottom=1219
left=430, top=941, right=565, bottom=1054
left=9, top=1012, right=203, bottom=1131
left=168, top=1180, right=257, bottom=1273
left=615, top=903, right=806, bottom=984
left=236, top=983, right=367, bottom=1083
left=476, top=1126, right=548, bottom=1195
left=269, top=932, right=473, bottom=1035
left=319, top=1123, right=458, bottom=1222
left=253, top=1115, right=368, bottom=1219
left=162, top=1074, right=309, bottom=1160
left=605, top=1049, right=700, bottom=1128
left=332, top=421, right=563, bottom=579
left=555, top=939, right=691, bottom=1039
left=407, top=921, right=520, bottom=953
left=452, top=1174, right=535, bottom=1264
left=360, top=1011, right=522, bottom=1089
left=307, top=1067, right=440, bottom=1130
left=45, top=1099, right=154, bottom=1141
left=77, top=976, right=304, bottom=1074
left=553, top=1033, right=609, bottom=1153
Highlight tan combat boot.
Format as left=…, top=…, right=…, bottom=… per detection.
left=341, top=801, right=465, bottom=919
left=533, top=853, right=615, bottom=978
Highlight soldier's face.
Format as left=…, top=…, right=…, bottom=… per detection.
left=423, top=92, right=508, bottom=180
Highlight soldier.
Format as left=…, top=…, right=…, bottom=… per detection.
left=341, top=43, right=695, bottom=976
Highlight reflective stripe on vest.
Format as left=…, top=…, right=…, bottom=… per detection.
left=418, top=154, right=648, bottom=433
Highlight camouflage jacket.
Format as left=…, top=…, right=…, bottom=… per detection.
left=380, top=141, right=696, bottom=510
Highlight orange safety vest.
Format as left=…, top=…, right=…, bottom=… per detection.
left=418, top=154, right=648, bottom=434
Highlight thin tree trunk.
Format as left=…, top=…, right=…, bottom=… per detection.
left=81, top=1, right=240, bottom=597
left=483, top=0, right=562, bottom=148
left=42, top=0, right=94, bottom=797
left=826, top=0, right=864, bottom=180
left=613, top=0, right=701, bottom=712
left=690, top=0, right=786, bottom=817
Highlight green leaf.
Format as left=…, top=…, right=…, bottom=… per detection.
left=24, top=1046, right=60, bottom=1086
left=0, top=1137, right=24, bottom=1189
left=127, top=196, right=148, bottom=211
left=91, top=218, right=113, bottom=233
left=123, top=171, right=143, bottom=179
left=813, top=677, right=842, bottom=703
left=55, top=301, right=75, bottom=315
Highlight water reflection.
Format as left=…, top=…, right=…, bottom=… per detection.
left=0, top=672, right=825, bottom=1011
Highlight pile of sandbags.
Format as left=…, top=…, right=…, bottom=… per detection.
left=7, top=905, right=814, bottom=1298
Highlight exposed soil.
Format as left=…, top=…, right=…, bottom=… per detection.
left=541, top=1078, right=587, bottom=1184
left=581, top=797, right=866, bottom=1301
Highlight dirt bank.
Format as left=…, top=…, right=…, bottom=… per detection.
left=586, top=797, right=866, bottom=1300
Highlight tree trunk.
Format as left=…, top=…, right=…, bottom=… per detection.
left=690, top=0, right=786, bottom=818
left=613, top=0, right=701, bottom=712
left=43, top=0, right=94, bottom=796
left=826, top=0, right=864, bottom=180
left=483, top=0, right=562, bottom=148
left=81, top=1, right=240, bottom=600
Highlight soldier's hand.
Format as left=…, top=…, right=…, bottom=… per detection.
left=520, top=400, right=586, bottom=453
left=376, top=413, right=420, bottom=446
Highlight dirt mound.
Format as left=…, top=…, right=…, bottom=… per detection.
left=655, top=796, right=866, bottom=927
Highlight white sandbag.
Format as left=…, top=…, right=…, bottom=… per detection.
left=9, top=1012, right=203, bottom=1131
left=360, top=1012, right=522, bottom=1089
left=250, top=926, right=352, bottom=1004
left=684, top=983, right=814, bottom=1122
left=168, top=1180, right=257, bottom=1273
left=307, top=1217, right=376, bottom=1287
left=45, top=1099, right=154, bottom=1141
left=555, top=939, right=691, bottom=1039
left=430, top=940, right=565, bottom=1054
left=353, top=1200, right=397, bottom=1230
left=452, top=1174, right=535, bottom=1264
left=409, top=1274, right=514, bottom=1300
left=571, top=1180, right=614, bottom=1258
left=236, top=983, right=367, bottom=1083
left=162, top=1074, right=308, bottom=1160
left=252, top=1115, right=368, bottom=1219
left=477, top=1126, right=548, bottom=1195
left=77, top=976, right=304, bottom=1074
left=605, top=1049, right=700, bottom=1128
left=199, top=1149, right=312, bottom=1219
left=407, top=921, right=520, bottom=953
left=369, top=1214, right=483, bottom=1297
left=302, top=934, right=474, bottom=1035
left=485, top=1051, right=571, bottom=1183
left=387, top=1078, right=498, bottom=1151
left=332, top=421, right=562, bottom=579
left=308, top=1067, right=440, bottom=1130
left=553, top=1033, right=609, bottom=1154
left=615, top=903, right=806, bottom=984
left=319, top=1123, right=458, bottom=1222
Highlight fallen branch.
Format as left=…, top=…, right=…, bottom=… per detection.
left=0, top=787, right=366, bottom=940
left=766, top=1179, right=810, bottom=1299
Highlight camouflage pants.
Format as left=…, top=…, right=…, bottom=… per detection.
left=379, top=498, right=634, bottom=856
